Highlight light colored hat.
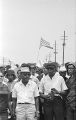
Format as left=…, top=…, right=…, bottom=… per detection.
left=20, top=67, right=30, bottom=73
left=59, top=66, right=66, bottom=71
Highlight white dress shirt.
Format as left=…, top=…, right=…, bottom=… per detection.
left=39, top=72, right=68, bottom=95
left=12, top=80, right=39, bottom=104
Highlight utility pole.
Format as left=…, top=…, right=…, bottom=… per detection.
left=54, top=41, right=58, bottom=62
left=9, top=60, right=11, bottom=66
left=49, top=52, right=51, bottom=62
left=61, top=31, right=68, bottom=65
left=45, top=55, right=48, bottom=63
left=3, top=57, right=4, bottom=66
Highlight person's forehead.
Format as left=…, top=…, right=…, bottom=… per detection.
left=31, top=67, right=36, bottom=70
left=8, top=74, right=14, bottom=76
left=47, top=66, right=56, bottom=69
left=21, top=72, right=30, bottom=74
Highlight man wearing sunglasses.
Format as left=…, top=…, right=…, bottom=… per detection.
left=12, top=64, right=39, bottom=120
left=39, top=62, right=68, bottom=120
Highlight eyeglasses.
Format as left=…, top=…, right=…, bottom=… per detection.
left=47, top=68, right=55, bottom=70
left=21, top=73, right=31, bottom=76
left=68, top=68, right=74, bottom=69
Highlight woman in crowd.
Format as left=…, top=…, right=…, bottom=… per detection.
left=65, top=63, right=76, bottom=120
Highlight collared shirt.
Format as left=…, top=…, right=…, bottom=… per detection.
left=39, top=72, right=68, bottom=95
left=30, top=75, right=39, bottom=88
left=66, top=74, right=70, bottom=79
left=2, top=77, right=8, bottom=85
left=12, top=80, right=39, bottom=104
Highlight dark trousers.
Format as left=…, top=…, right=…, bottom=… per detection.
left=39, top=98, right=44, bottom=120
left=66, top=105, right=76, bottom=120
left=43, top=96, right=64, bottom=120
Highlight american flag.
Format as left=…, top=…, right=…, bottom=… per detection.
left=39, top=37, right=53, bottom=49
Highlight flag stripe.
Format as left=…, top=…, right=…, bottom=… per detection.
left=39, top=37, right=53, bottom=49
left=40, top=38, right=50, bottom=47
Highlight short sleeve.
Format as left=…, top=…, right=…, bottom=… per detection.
left=61, top=77, right=68, bottom=91
left=12, top=84, right=17, bottom=98
left=34, top=84, right=39, bottom=97
left=39, top=78, right=44, bottom=93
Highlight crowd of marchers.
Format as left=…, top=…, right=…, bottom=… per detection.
left=0, top=61, right=76, bottom=120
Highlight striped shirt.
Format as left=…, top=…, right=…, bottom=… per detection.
left=0, top=83, right=9, bottom=112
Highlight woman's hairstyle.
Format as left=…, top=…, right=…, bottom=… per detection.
left=5, top=69, right=16, bottom=79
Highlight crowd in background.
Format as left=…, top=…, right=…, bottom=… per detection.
left=0, top=61, right=76, bottom=120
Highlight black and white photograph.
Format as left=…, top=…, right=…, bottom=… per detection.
left=0, top=0, right=76, bottom=120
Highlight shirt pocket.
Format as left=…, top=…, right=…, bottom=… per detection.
left=28, top=89, right=34, bottom=98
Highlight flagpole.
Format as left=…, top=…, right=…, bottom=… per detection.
left=37, top=48, right=40, bottom=64
left=36, top=37, right=53, bottom=66
left=36, top=38, right=41, bottom=65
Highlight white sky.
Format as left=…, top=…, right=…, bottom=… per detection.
left=0, top=0, right=76, bottom=65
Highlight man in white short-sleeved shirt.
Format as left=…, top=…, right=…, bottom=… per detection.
left=12, top=64, right=39, bottom=120
left=39, top=62, right=68, bottom=120
left=39, top=72, right=67, bottom=96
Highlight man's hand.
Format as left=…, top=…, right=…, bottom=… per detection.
left=48, top=91, right=54, bottom=100
left=39, top=92, right=54, bottom=101
left=35, top=111, right=40, bottom=120
left=11, top=110, right=16, bottom=118
left=44, top=92, right=54, bottom=101
left=51, top=88, right=59, bottom=94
